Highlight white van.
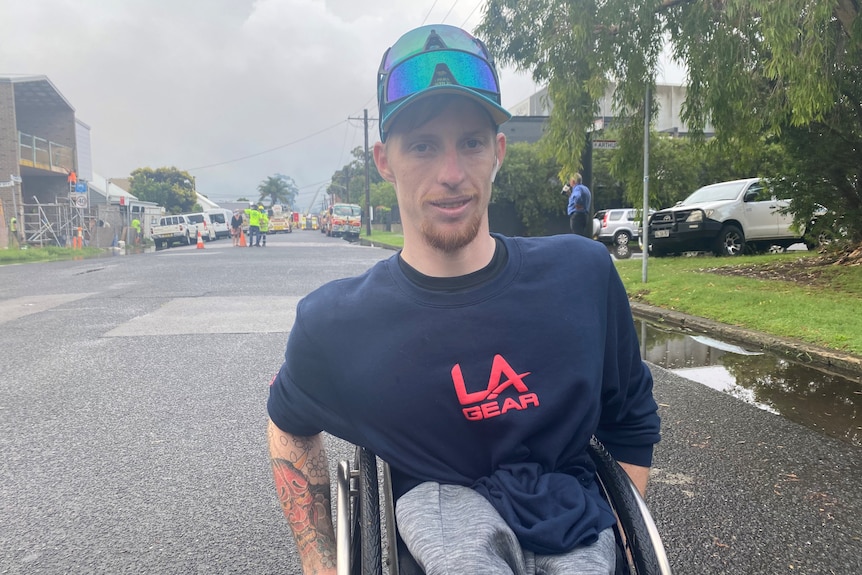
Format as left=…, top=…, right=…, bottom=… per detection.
left=206, top=209, right=232, bottom=240
left=184, top=212, right=217, bottom=241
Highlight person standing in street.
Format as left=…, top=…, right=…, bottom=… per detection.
left=245, top=204, right=261, bottom=247
left=8, top=216, right=19, bottom=248
left=258, top=206, right=269, bottom=247
left=230, top=210, right=244, bottom=246
left=564, top=174, right=593, bottom=238
left=131, top=217, right=142, bottom=244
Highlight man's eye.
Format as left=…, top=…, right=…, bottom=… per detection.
left=464, top=139, right=484, bottom=149
left=412, top=143, right=430, bottom=153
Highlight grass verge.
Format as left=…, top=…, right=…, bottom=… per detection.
left=615, top=253, right=862, bottom=356
left=0, top=246, right=105, bottom=265
left=361, top=231, right=404, bottom=249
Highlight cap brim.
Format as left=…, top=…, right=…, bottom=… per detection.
left=380, top=85, right=511, bottom=140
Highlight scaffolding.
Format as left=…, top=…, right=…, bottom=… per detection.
left=20, top=196, right=95, bottom=247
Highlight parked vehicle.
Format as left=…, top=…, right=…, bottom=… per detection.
left=647, top=177, right=808, bottom=257
left=150, top=214, right=195, bottom=249
left=184, top=212, right=217, bottom=242
left=594, top=208, right=649, bottom=249
left=324, top=203, right=362, bottom=239
left=206, top=209, right=232, bottom=239
left=268, top=205, right=292, bottom=233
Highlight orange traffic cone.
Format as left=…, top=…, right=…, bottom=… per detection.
left=196, top=230, right=205, bottom=249
left=239, top=230, right=247, bottom=247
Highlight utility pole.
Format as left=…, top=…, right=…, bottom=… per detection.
left=348, top=110, right=378, bottom=237
left=343, top=165, right=349, bottom=204
left=642, top=87, right=651, bottom=284
left=363, top=109, right=371, bottom=236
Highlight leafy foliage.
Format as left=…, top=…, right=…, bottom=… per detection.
left=478, top=0, right=862, bottom=247
left=609, top=132, right=794, bottom=209
left=328, top=147, right=385, bottom=207
left=492, top=142, right=565, bottom=235
left=129, top=167, right=197, bottom=214
left=369, top=180, right=397, bottom=212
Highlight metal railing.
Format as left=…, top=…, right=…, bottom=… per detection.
left=18, top=131, right=73, bottom=173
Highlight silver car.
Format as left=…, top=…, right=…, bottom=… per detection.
left=595, top=208, right=643, bottom=248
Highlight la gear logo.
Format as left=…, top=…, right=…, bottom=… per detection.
left=451, top=355, right=539, bottom=421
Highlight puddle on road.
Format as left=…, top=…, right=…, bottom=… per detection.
left=636, top=320, right=862, bottom=447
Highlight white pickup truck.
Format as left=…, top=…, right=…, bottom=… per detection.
left=647, top=178, right=808, bottom=256
left=150, top=214, right=195, bottom=249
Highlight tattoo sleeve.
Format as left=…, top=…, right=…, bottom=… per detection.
left=268, top=422, right=337, bottom=572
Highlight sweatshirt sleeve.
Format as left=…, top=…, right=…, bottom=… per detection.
left=595, top=264, right=661, bottom=467
left=267, top=298, right=338, bottom=437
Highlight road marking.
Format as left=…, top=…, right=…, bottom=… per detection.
left=104, top=296, right=301, bottom=336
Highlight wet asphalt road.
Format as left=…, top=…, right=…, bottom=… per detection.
left=1, top=231, right=859, bottom=574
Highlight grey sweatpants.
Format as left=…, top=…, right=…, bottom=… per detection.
left=396, top=482, right=616, bottom=575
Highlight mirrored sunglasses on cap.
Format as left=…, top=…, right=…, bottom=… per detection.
left=377, top=25, right=506, bottom=131
left=382, top=50, right=500, bottom=104
left=380, top=25, right=493, bottom=73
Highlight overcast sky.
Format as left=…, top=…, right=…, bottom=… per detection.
left=2, top=0, right=685, bottom=211
left=0, top=0, right=550, bottom=210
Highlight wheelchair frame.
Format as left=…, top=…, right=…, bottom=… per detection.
left=335, top=438, right=672, bottom=575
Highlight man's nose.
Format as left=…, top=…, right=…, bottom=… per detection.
left=437, top=147, right=467, bottom=187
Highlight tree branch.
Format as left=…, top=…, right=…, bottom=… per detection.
left=834, top=0, right=859, bottom=38
left=656, top=0, right=700, bottom=11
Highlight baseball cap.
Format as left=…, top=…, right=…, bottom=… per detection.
left=377, top=25, right=511, bottom=141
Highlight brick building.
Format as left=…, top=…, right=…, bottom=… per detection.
left=0, top=75, right=159, bottom=248
left=0, top=75, right=89, bottom=247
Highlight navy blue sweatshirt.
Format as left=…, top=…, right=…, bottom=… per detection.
left=268, top=233, right=660, bottom=554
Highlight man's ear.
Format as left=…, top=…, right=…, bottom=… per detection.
left=373, top=141, right=396, bottom=183
left=495, top=132, right=507, bottom=167
left=490, top=158, right=500, bottom=183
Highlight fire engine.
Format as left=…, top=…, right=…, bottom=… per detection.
left=324, top=203, right=362, bottom=239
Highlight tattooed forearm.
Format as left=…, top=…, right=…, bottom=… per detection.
left=272, top=457, right=336, bottom=567
left=267, top=422, right=336, bottom=572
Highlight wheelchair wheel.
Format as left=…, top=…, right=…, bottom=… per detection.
left=351, top=446, right=382, bottom=575
left=589, top=438, right=672, bottom=575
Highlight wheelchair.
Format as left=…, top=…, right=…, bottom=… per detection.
left=335, top=438, right=672, bottom=575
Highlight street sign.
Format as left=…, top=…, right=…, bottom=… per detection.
left=74, top=194, right=88, bottom=208
left=75, top=182, right=87, bottom=193
left=592, top=140, right=618, bottom=150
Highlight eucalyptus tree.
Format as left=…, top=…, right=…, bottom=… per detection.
left=478, top=0, right=862, bottom=245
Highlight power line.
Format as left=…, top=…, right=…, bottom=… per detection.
left=441, top=0, right=460, bottom=24
left=187, top=119, right=347, bottom=171
left=421, top=0, right=439, bottom=25
left=460, top=1, right=483, bottom=28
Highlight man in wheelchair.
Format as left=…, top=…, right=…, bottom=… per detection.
left=267, top=24, right=661, bottom=575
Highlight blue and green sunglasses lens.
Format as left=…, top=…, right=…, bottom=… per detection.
left=381, top=26, right=489, bottom=72
left=384, top=50, right=500, bottom=104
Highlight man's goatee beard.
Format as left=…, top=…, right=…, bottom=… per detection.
left=421, top=212, right=483, bottom=253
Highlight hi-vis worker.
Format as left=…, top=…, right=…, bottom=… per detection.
left=244, top=204, right=262, bottom=247
left=8, top=216, right=19, bottom=248
left=258, top=206, right=269, bottom=247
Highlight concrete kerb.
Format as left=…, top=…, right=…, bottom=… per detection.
left=359, top=238, right=400, bottom=251
left=630, top=301, right=862, bottom=384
